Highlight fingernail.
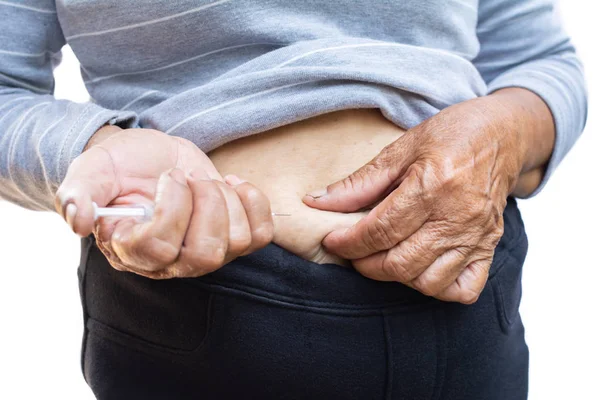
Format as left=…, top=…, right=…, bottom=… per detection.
left=305, top=188, right=328, bottom=199
left=224, top=175, right=245, bottom=186
left=65, top=203, right=77, bottom=230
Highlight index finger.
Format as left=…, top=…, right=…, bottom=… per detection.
left=322, top=172, right=430, bottom=259
left=110, top=168, right=193, bottom=271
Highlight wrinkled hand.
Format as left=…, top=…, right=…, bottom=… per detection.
left=55, top=126, right=274, bottom=279
left=303, top=95, right=528, bottom=304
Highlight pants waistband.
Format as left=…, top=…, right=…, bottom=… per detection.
left=188, top=197, right=527, bottom=308
left=82, top=198, right=526, bottom=309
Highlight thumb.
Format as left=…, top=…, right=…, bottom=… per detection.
left=302, top=135, right=420, bottom=213
left=54, top=146, right=121, bottom=237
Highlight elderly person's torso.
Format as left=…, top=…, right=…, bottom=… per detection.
left=51, top=0, right=484, bottom=263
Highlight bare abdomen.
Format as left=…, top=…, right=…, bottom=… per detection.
left=208, top=109, right=405, bottom=265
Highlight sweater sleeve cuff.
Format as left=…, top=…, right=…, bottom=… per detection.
left=57, top=103, right=138, bottom=184
left=487, top=64, right=586, bottom=198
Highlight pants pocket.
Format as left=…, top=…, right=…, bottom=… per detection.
left=491, top=253, right=525, bottom=334
left=80, top=239, right=215, bottom=354
left=490, top=235, right=528, bottom=333
left=489, top=197, right=528, bottom=333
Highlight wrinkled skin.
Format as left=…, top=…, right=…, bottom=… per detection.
left=55, top=126, right=274, bottom=279
left=304, top=88, right=555, bottom=304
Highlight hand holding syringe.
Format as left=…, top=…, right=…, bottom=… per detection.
left=92, top=202, right=290, bottom=221
left=56, top=126, right=283, bottom=279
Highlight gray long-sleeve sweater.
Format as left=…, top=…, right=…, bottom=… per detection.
left=0, top=0, right=587, bottom=210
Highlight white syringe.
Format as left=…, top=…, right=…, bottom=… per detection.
left=92, top=202, right=290, bottom=221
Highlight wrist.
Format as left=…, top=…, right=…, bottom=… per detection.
left=488, top=88, right=556, bottom=174
left=459, top=94, right=526, bottom=193
left=84, top=124, right=123, bottom=151
left=490, top=95, right=528, bottom=172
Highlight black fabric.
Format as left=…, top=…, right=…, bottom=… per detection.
left=78, top=197, right=529, bottom=400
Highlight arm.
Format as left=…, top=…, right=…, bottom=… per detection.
left=0, top=0, right=137, bottom=211
left=303, top=0, right=588, bottom=303
left=474, top=0, right=588, bottom=197
left=0, top=2, right=273, bottom=278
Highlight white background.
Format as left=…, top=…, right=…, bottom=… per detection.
left=1, top=2, right=598, bottom=399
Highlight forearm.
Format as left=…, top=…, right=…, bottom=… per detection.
left=487, top=88, right=556, bottom=198
left=0, top=91, right=136, bottom=211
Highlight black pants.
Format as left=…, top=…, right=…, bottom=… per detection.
left=78, top=197, right=529, bottom=400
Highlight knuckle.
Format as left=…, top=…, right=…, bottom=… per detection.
left=437, top=168, right=457, bottom=189
left=471, top=258, right=492, bottom=276
left=112, top=230, right=132, bottom=252
left=182, top=241, right=227, bottom=273
left=252, top=222, right=275, bottom=248
left=115, top=231, right=176, bottom=271
left=414, top=232, right=443, bottom=258
left=243, top=185, right=263, bottom=201
left=453, top=245, right=473, bottom=258
left=409, top=163, right=444, bottom=205
left=382, top=251, right=416, bottom=283
left=457, top=262, right=489, bottom=304
left=345, top=164, right=380, bottom=191
left=124, top=236, right=147, bottom=261
left=366, top=215, right=397, bottom=251
left=399, top=235, right=440, bottom=269
left=373, top=146, right=396, bottom=168
left=238, top=184, right=268, bottom=206
left=341, top=172, right=360, bottom=192
left=459, top=289, right=480, bottom=305
left=412, top=275, right=440, bottom=297
left=228, top=234, right=252, bottom=255
left=144, top=239, right=180, bottom=267
left=419, top=285, right=439, bottom=298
